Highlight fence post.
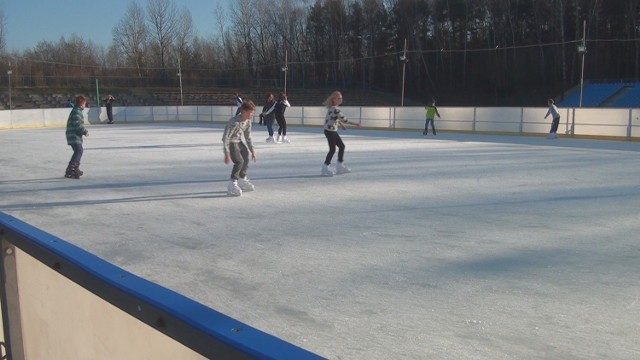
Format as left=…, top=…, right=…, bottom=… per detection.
left=520, top=107, right=524, bottom=134
left=472, top=107, right=477, bottom=132
left=628, top=109, right=632, bottom=138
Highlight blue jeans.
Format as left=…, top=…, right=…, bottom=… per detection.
left=424, top=118, right=436, bottom=134
left=69, top=143, right=83, bottom=164
left=265, top=118, right=274, bottom=136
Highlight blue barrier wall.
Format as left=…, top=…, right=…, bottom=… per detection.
left=0, top=212, right=325, bottom=360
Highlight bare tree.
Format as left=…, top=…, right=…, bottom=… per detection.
left=147, top=0, right=179, bottom=72
left=113, top=1, right=149, bottom=77
left=0, top=9, right=6, bottom=53
left=230, top=0, right=257, bottom=76
left=174, top=7, right=195, bottom=66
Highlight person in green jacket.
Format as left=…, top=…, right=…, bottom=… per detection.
left=423, top=99, right=441, bottom=136
left=65, top=95, right=89, bottom=179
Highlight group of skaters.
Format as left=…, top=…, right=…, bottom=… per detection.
left=223, top=90, right=360, bottom=196
left=63, top=92, right=561, bottom=195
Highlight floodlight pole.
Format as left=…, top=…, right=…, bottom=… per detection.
left=7, top=60, right=12, bottom=110
left=283, top=50, right=288, bottom=94
left=177, top=56, right=184, bottom=106
left=401, top=38, right=407, bottom=107
left=579, top=20, right=586, bottom=108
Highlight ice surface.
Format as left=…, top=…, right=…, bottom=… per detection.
left=2, top=123, right=639, bottom=359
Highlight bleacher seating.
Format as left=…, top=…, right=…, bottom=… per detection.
left=559, top=83, right=625, bottom=107
left=610, top=85, right=640, bottom=108
left=558, top=82, right=640, bottom=108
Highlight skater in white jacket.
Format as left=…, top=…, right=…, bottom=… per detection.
left=544, top=99, right=561, bottom=139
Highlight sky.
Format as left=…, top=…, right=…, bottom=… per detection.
left=1, top=0, right=232, bottom=52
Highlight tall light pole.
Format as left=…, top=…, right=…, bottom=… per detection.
left=177, top=56, right=184, bottom=106
left=400, top=38, right=408, bottom=106
left=7, top=60, right=12, bottom=110
left=282, top=50, right=288, bottom=94
left=578, top=20, right=587, bottom=108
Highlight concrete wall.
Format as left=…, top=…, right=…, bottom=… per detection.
left=1, top=105, right=639, bottom=139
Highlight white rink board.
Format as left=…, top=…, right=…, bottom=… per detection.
left=1, top=105, right=638, bottom=138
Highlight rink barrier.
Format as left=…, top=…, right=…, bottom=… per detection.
left=0, top=212, right=325, bottom=360
left=0, top=105, right=639, bottom=139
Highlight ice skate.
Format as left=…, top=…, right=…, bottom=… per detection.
left=276, top=135, right=283, bottom=143
left=546, top=133, right=557, bottom=139
left=64, top=163, right=81, bottom=179
left=422, top=131, right=428, bottom=136
left=227, top=180, right=242, bottom=196
left=321, top=164, right=335, bottom=177
left=237, top=177, right=255, bottom=192
left=266, top=136, right=276, bottom=143
left=281, top=136, right=291, bottom=143
left=64, top=163, right=74, bottom=178
left=335, top=162, right=351, bottom=174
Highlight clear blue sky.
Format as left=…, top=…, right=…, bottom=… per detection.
left=2, top=0, right=231, bottom=52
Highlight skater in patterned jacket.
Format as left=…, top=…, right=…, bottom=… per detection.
left=64, top=95, right=89, bottom=179
left=222, top=100, right=257, bottom=196
left=544, top=98, right=560, bottom=139
left=321, top=91, right=360, bottom=177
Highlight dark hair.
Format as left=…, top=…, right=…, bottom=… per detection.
left=75, top=95, right=86, bottom=104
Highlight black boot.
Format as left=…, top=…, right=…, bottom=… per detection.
left=65, top=163, right=81, bottom=179
left=64, top=162, right=74, bottom=178
left=75, top=162, right=84, bottom=177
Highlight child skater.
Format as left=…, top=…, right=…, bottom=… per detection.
left=544, top=98, right=560, bottom=139
left=64, top=95, right=89, bottom=179
left=321, top=90, right=360, bottom=177
left=222, top=100, right=257, bottom=196
left=423, top=98, right=440, bottom=135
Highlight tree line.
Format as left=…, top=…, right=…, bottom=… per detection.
left=1, top=0, right=639, bottom=106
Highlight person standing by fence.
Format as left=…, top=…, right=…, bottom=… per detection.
left=544, top=98, right=560, bottom=139
left=104, top=94, right=116, bottom=124
left=423, top=99, right=440, bottom=136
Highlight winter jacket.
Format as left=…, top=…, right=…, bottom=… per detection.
left=66, top=105, right=88, bottom=145
left=222, top=114, right=254, bottom=157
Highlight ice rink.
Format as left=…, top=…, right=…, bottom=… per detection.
left=2, top=122, right=639, bottom=359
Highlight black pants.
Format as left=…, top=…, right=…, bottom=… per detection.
left=69, top=143, right=83, bottom=164
left=324, top=130, right=345, bottom=165
left=276, top=116, right=287, bottom=136
left=107, top=105, right=114, bottom=122
left=229, top=142, right=249, bottom=180
left=550, top=116, right=560, bottom=133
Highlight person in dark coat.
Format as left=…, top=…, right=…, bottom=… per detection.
left=104, top=94, right=116, bottom=124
